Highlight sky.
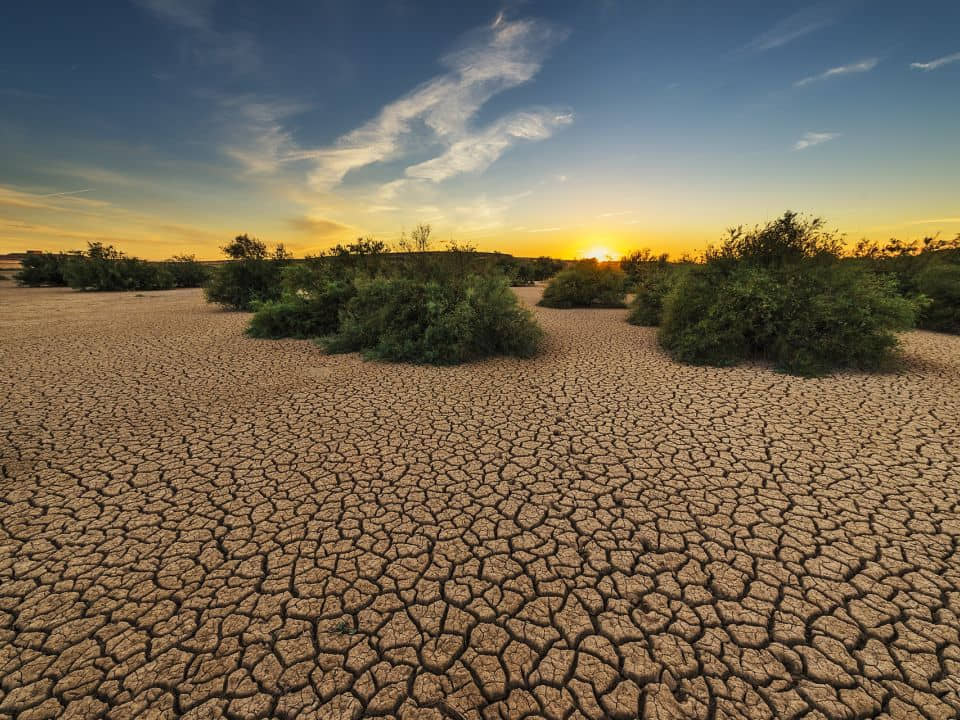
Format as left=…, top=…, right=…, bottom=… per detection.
left=1, top=0, right=958, bottom=261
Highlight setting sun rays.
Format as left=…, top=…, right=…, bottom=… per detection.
left=579, top=245, right=618, bottom=261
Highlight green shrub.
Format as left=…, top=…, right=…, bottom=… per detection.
left=770, top=264, right=920, bottom=375
left=850, top=238, right=960, bottom=334
left=658, top=264, right=779, bottom=367
left=165, top=255, right=209, bottom=288
left=204, top=259, right=283, bottom=310
left=532, top=256, right=564, bottom=280
left=326, top=273, right=542, bottom=364
left=247, top=280, right=355, bottom=339
left=538, top=259, right=626, bottom=308
left=16, top=247, right=207, bottom=291
left=658, top=253, right=920, bottom=376
left=58, top=243, right=178, bottom=291
left=15, top=252, right=72, bottom=286
left=913, top=262, right=960, bottom=333
left=626, top=263, right=678, bottom=326
left=708, top=211, right=842, bottom=268
left=203, top=234, right=288, bottom=311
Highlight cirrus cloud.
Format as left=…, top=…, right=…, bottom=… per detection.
left=221, top=15, right=571, bottom=197
left=794, top=58, right=878, bottom=87
left=910, top=51, right=960, bottom=71
left=793, top=131, right=840, bottom=151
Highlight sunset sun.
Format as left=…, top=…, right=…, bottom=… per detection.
left=581, top=245, right=617, bottom=261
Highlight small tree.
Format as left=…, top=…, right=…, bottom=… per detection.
left=539, top=259, right=626, bottom=308
left=204, top=234, right=288, bottom=310
left=222, top=234, right=268, bottom=260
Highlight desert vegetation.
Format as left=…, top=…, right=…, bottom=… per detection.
left=203, top=234, right=291, bottom=310
left=14, top=244, right=209, bottom=290
left=238, top=225, right=544, bottom=364
left=850, top=235, right=960, bottom=334
left=538, top=258, right=626, bottom=308
left=492, top=254, right=564, bottom=286
left=620, top=249, right=683, bottom=326
left=623, top=212, right=927, bottom=376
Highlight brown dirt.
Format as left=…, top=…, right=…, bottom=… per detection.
left=2, top=285, right=959, bottom=720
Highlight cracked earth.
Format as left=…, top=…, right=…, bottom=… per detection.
left=2, top=284, right=960, bottom=720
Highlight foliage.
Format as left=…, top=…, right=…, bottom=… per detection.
left=620, top=248, right=669, bottom=286
left=59, top=243, right=168, bottom=291
left=15, top=252, right=73, bottom=286
left=166, top=255, right=210, bottom=288
left=204, top=235, right=290, bottom=310
left=708, top=211, right=843, bottom=268
left=324, top=237, right=391, bottom=277
left=627, top=264, right=679, bottom=326
left=247, top=279, right=355, bottom=339
left=620, top=249, right=678, bottom=325
left=493, top=255, right=564, bottom=286
left=326, top=273, right=542, bottom=364
left=15, top=246, right=208, bottom=291
left=538, top=259, right=626, bottom=308
left=222, top=233, right=268, bottom=260
left=657, top=214, right=922, bottom=376
left=849, top=235, right=960, bottom=334
left=912, top=262, right=960, bottom=333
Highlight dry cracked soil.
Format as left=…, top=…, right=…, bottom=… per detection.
left=2, top=284, right=960, bottom=720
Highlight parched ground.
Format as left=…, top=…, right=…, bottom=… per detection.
left=2, top=285, right=960, bottom=720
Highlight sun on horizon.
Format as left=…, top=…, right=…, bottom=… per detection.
left=580, top=246, right=618, bottom=262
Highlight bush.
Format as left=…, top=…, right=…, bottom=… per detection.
left=15, top=252, right=73, bottom=286
left=539, top=259, right=626, bottom=308
left=15, top=247, right=207, bottom=291
left=912, top=262, right=960, bottom=333
left=165, top=255, right=209, bottom=288
left=708, top=211, right=842, bottom=268
left=247, top=280, right=355, bottom=339
left=204, top=234, right=289, bottom=311
left=657, top=214, right=922, bottom=376
left=326, top=273, right=542, bottom=364
left=493, top=255, right=563, bottom=286
left=851, top=237, right=960, bottom=334
left=204, top=259, right=283, bottom=310
left=771, top=264, right=920, bottom=375
left=59, top=243, right=179, bottom=291
left=622, top=251, right=678, bottom=326
left=532, top=256, right=564, bottom=280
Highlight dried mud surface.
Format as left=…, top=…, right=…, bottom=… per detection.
left=2, top=285, right=959, bottom=720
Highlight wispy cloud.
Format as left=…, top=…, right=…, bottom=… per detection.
left=743, top=5, right=836, bottom=52
left=795, top=58, right=878, bottom=87
left=288, top=215, right=353, bottom=238
left=0, top=185, right=108, bottom=211
left=404, top=109, right=573, bottom=183
left=906, top=217, right=960, bottom=225
left=35, top=189, right=95, bottom=198
left=133, top=0, right=261, bottom=73
left=221, top=99, right=304, bottom=174
left=224, top=15, right=570, bottom=196
left=793, top=131, right=840, bottom=151
left=910, top=51, right=960, bottom=71
left=528, top=226, right=562, bottom=233
left=447, top=191, right=532, bottom=233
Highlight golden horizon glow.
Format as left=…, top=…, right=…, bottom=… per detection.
left=2, top=181, right=959, bottom=264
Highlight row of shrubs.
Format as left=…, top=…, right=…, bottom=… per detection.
left=208, top=228, right=545, bottom=364
left=534, top=212, right=957, bottom=376
left=15, top=243, right=209, bottom=291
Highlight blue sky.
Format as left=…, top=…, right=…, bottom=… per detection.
left=1, top=0, right=958, bottom=259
